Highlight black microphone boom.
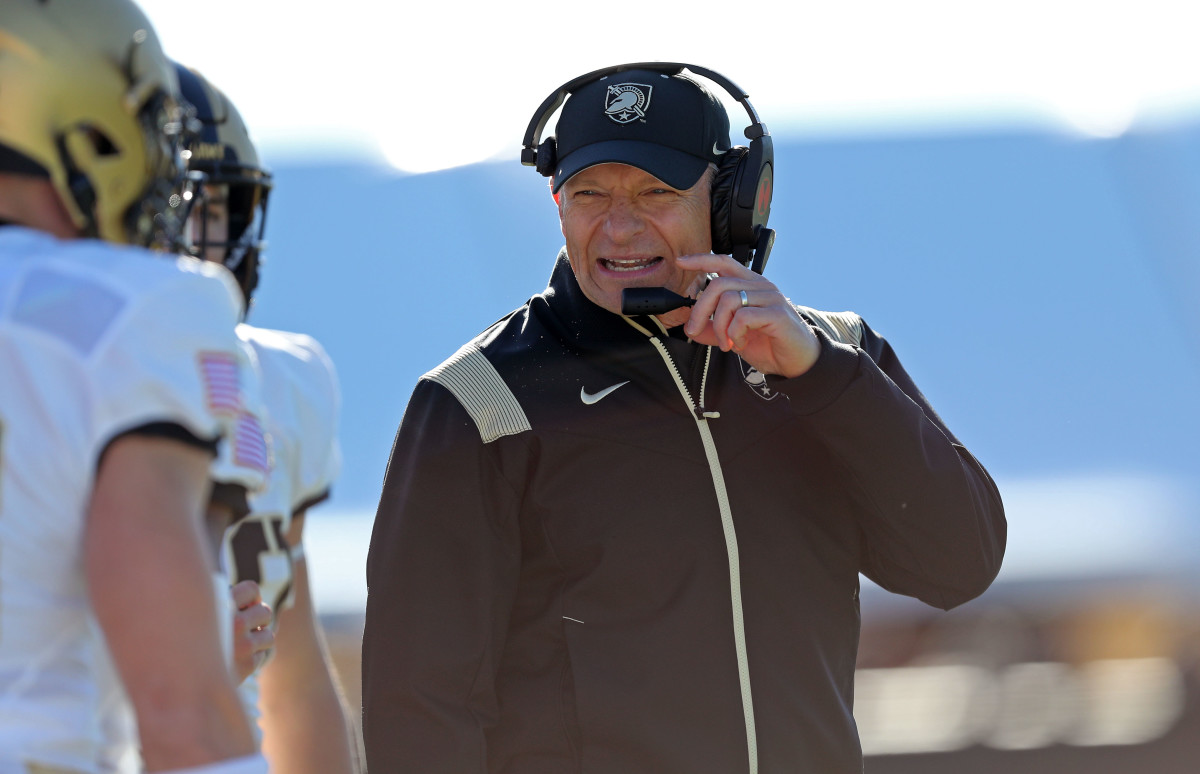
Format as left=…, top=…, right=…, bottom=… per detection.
left=621, top=287, right=696, bottom=316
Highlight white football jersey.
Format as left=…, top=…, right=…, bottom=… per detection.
left=223, top=325, right=340, bottom=618
left=221, top=325, right=341, bottom=740
left=0, top=227, right=252, bottom=774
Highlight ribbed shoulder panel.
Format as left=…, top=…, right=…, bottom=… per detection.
left=424, top=341, right=531, bottom=444
left=795, top=306, right=864, bottom=348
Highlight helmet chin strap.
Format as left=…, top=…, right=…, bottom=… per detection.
left=229, top=233, right=261, bottom=313
left=54, top=134, right=100, bottom=239
left=224, top=230, right=251, bottom=272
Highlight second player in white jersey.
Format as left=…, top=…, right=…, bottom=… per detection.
left=225, top=326, right=340, bottom=621
left=175, top=64, right=360, bottom=774
left=223, top=326, right=342, bottom=737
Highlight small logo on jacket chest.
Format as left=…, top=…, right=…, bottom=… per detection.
left=581, top=381, right=629, bottom=405
left=739, top=357, right=780, bottom=401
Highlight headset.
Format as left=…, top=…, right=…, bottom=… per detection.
left=521, top=62, right=775, bottom=275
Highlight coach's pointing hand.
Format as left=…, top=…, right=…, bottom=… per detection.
left=678, top=253, right=820, bottom=378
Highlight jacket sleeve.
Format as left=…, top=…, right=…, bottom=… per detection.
left=362, top=378, right=523, bottom=772
left=777, top=315, right=1006, bottom=610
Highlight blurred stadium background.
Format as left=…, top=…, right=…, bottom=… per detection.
left=141, top=1, right=1200, bottom=768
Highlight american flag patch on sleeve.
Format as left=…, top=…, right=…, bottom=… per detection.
left=198, top=351, right=240, bottom=415
left=234, top=410, right=271, bottom=475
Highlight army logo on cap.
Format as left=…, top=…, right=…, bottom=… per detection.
left=605, top=83, right=652, bottom=124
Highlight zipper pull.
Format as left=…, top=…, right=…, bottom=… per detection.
left=694, top=406, right=721, bottom=420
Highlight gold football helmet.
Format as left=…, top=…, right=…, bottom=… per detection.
left=0, top=0, right=191, bottom=248
left=177, top=65, right=273, bottom=303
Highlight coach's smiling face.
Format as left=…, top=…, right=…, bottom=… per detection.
left=557, top=162, right=712, bottom=317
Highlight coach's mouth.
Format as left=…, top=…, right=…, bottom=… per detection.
left=600, top=256, right=662, bottom=273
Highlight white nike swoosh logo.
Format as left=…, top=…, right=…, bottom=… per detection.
left=713, top=142, right=728, bottom=155
left=580, top=381, right=629, bottom=405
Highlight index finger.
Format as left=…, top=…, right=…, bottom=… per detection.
left=230, top=579, right=262, bottom=609
left=676, top=252, right=758, bottom=280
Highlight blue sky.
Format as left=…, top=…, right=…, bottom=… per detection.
left=141, top=0, right=1200, bottom=171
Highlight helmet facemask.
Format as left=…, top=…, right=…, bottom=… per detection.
left=120, top=88, right=199, bottom=250
left=174, top=64, right=272, bottom=306
left=185, top=168, right=271, bottom=304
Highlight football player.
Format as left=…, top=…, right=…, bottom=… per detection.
left=177, top=65, right=360, bottom=774
left=0, top=2, right=267, bottom=774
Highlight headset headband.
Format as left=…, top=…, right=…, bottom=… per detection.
left=520, top=62, right=767, bottom=167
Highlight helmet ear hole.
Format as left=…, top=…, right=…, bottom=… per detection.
left=709, top=147, right=746, bottom=256
left=84, top=127, right=120, bottom=157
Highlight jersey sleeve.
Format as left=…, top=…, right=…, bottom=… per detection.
left=293, top=335, right=340, bottom=513
left=86, top=259, right=259, bottom=471
left=252, top=330, right=340, bottom=515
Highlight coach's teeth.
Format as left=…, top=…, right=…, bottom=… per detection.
left=604, top=257, right=659, bottom=272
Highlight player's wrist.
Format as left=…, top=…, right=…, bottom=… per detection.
left=159, top=753, right=269, bottom=774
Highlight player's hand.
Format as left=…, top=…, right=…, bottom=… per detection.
left=677, top=253, right=820, bottom=378
left=230, top=579, right=274, bottom=684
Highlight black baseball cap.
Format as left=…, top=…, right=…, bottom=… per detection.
left=550, top=69, right=731, bottom=193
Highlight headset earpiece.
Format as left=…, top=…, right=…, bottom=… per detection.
left=710, top=146, right=747, bottom=256
left=535, top=137, right=558, bottom=178
left=725, top=133, right=773, bottom=268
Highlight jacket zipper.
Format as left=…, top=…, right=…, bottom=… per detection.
left=649, top=337, right=759, bottom=774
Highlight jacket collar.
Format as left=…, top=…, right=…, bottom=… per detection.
left=532, top=248, right=666, bottom=351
